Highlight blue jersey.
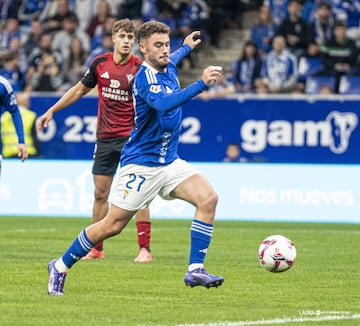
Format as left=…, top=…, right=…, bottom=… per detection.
left=0, top=75, right=24, bottom=155
left=121, top=45, right=207, bottom=167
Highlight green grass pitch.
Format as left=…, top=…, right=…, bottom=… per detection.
left=0, top=216, right=359, bottom=326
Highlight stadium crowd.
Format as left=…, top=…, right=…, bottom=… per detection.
left=0, top=0, right=359, bottom=95
left=0, top=0, right=244, bottom=93
left=228, top=0, right=360, bottom=95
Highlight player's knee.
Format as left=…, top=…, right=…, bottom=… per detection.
left=200, top=191, right=218, bottom=211
left=94, top=188, right=109, bottom=202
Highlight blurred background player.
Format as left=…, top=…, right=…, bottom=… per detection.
left=37, top=19, right=152, bottom=263
left=0, top=75, right=28, bottom=178
left=1, top=91, right=40, bottom=158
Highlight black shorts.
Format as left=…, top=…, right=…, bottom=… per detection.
left=92, top=137, right=129, bottom=176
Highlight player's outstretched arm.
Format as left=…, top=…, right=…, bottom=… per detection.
left=170, top=31, right=202, bottom=65
left=183, top=31, right=202, bottom=50
left=37, top=82, right=91, bottom=131
left=142, top=66, right=222, bottom=112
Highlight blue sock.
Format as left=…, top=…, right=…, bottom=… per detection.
left=62, top=229, right=95, bottom=268
left=189, top=220, right=213, bottom=265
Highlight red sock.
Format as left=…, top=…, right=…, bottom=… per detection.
left=136, top=221, right=151, bottom=251
left=94, top=242, right=103, bottom=251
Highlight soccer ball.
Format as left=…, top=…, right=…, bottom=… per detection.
left=258, top=235, right=297, bottom=272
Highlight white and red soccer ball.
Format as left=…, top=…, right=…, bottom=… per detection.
left=258, top=235, right=297, bottom=272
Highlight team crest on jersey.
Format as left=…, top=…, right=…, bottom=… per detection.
left=126, top=74, right=134, bottom=83
left=150, top=85, right=161, bottom=93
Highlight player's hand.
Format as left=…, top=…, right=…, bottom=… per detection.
left=17, top=144, right=28, bottom=161
left=183, top=31, right=201, bottom=50
left=37, top=111, right=53, bottom=131
left=201, top=66, right=222, bottom=87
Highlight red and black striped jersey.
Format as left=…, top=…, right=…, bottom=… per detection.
left=81, top=53, right=142, bottom=139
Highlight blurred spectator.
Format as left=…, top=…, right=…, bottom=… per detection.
left=173, top=0, right=210, bottom=39
left=230, top=40, right=263, bottom=93
left=0, top=17, right=21, bottom=50
left=63, top=37, right=88, bottom=86
left=222, top=142, right=248, bottom=162
left=26, top=52, right=65, bottom=92
left=17, top=0, right=51, bottom=28
left=74, top=0, right=104, bottom=31
left=1, top=91, right=40, bottom=158
left=85, top=32, right=113, bottom=67
left=307, top=1, right=334, bottom=57
left=0, top=0, right=22, bottom=20
left=52, top=13, right=90, bottom=62
left=8, top=35, right=27, bottom=73
left=332, top=0, right=360, bottom=42
left=197, top=71, right=236, bottom=100
left=26, top=31, right=63, bottom=83
left=86, top=0, right=112, bottom=39
left=318, top=20, right=360, bottom=92
left=156, top=5, right=183, bottom=52
left=141, top=0, right=158, bottom=21
left=301, top=0, right=324, bottom=22
left=263, top=0, right=289, bottom=27
left=45, top=0, right=76, bottom=15
left=250, top=5, right=277, bottom=56
left=302, top=0, right=316, bottom=22
left=278, top=0, right=310, bottom=58
left=319, top=83, right=334, bottom=94
left=44, top=0, right=77, bottom=33
left=0, top=50, right=26, bottom=91
left=262, top=35, right=298, bottom=93
left=22, top=19, right=44, bottom=57
left=90, top=14, right=117, bottom=50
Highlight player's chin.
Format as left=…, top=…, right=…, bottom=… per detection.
left=159, top=57, right=169, bottom=67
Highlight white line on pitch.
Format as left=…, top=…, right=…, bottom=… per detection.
left=175, top=313, right=360, bottom=326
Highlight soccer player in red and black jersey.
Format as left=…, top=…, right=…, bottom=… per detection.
left=38, top=19, right=152, bottom=263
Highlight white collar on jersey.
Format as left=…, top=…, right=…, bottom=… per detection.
left=142, top=61, right=167, bottom=73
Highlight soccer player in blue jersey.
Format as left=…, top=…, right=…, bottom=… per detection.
left=0, top=76, right=28, bottom=178
left=38, top=19, right=153, bottom=263
left=47, top=20, right=224, bottom=295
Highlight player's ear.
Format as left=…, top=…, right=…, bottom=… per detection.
left=138, top=42, right=146, bottom=54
